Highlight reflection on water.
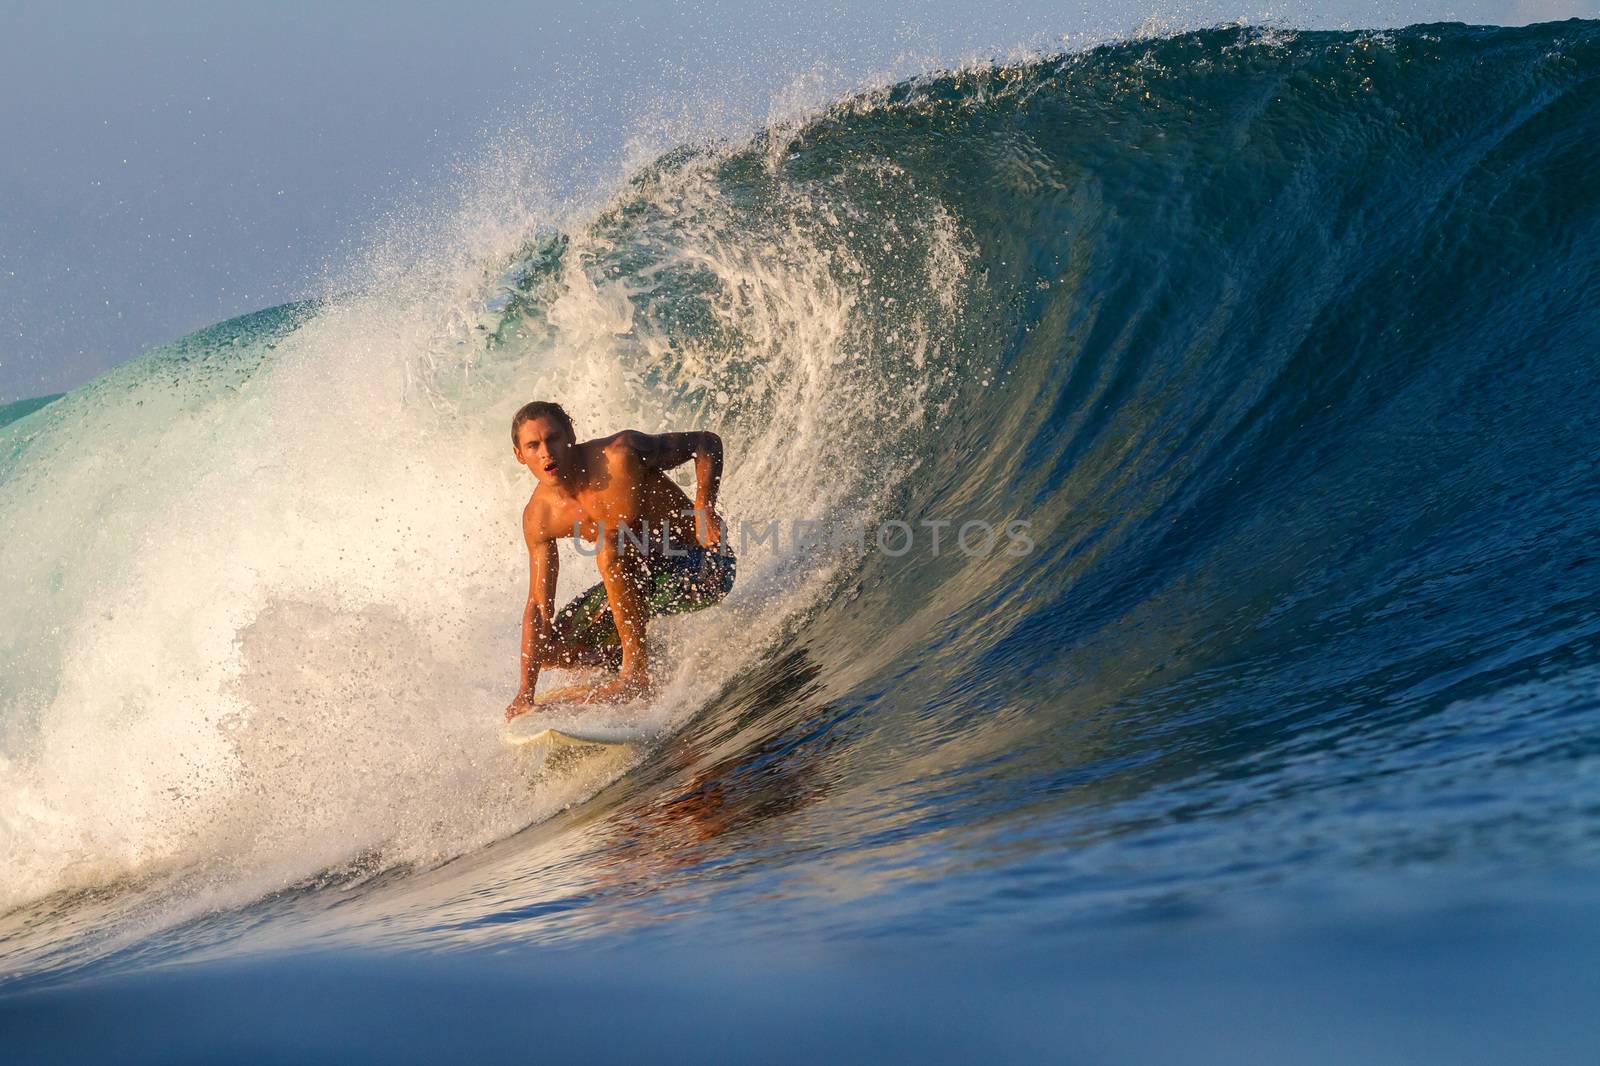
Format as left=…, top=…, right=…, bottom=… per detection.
left=565, top=648, right=838, bottom=914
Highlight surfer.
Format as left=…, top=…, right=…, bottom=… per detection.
left=503, top=401, right=734, bottom=720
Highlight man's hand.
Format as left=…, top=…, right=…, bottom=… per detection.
left=692, top=504, right=724, bottom=549
left=504, top=690, right=536, bottom=721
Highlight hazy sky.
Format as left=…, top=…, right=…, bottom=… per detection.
left=1, top=0, right=1594, bottom=401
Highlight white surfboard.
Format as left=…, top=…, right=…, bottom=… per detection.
left=504, top=709, right=654, bottom=748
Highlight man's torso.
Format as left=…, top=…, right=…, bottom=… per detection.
left=526, top=433, right=700, bottom=555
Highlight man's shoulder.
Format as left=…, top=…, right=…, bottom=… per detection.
left=596, top=428, right=652, bottom=452
left=522, top=489, right=560, bottom=539
left=595, top=429, right=654, bottom=464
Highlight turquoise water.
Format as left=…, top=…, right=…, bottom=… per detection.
left=0, top=396, right=61, bottom=428
left=4, top=22, right=1600, bottom=1059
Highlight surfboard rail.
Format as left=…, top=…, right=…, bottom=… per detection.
left=504, top=708, right=653, bottom=748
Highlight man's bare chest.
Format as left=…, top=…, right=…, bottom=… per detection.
left=546, top=489, right=641, bottom=544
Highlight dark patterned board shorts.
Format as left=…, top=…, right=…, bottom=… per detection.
left=553, top=546, right=736, bottom=649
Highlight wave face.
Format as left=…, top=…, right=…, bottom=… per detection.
left=4, top=22, right=1600, bottom=978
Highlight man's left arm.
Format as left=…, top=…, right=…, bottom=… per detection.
left=635, top=430, right=724, bottom=546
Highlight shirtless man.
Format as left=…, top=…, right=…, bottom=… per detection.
left=503, top=401, right=734, bottom=720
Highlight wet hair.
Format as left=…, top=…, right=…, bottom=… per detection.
left=511, top=401, right=576, bottom=448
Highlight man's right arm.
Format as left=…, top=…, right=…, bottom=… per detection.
left=507, top=505, right=559, bottom=719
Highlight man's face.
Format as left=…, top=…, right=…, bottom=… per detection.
left=516, top=416, right=573, bottom=485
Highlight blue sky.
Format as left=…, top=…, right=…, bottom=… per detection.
left=1, top=0, right=1594, bottom=401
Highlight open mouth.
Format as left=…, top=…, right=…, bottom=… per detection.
left=543, top=461, right=558, bottom=474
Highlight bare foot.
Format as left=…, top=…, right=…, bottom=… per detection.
left=537, top=681, right=612, bottom=705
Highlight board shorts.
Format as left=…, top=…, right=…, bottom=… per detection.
left=553, top=545, right=736, bottom=649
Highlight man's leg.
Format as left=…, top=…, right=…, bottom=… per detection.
left=539, top=580, right=624, bottom=671
left=539, top=550, right=736, bottom=685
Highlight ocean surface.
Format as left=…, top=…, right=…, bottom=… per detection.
left=4, top=21, right=1600, bottom=1061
